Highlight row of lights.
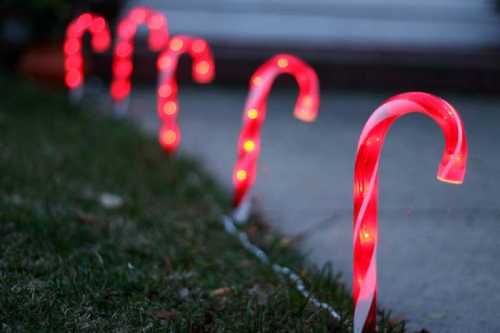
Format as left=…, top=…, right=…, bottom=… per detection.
left=232, top=54, right=320, bottom=207
left=156, top=35, right=215, bottom=152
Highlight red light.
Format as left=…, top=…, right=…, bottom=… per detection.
left=157, top=55, right=172, bottom=70
left=158, top=125, right=180, bottom=153
left=158, top=84, right=172, bottom=98
left=352, top=92, right=468, bottom=333
left=64, top=38, right=80, bottom=55
left=192, top=39, right=207, bottom=53
left=246, top=108, right=259, bottom=119
left=76, top=13, right=92, bottom=27
left=113, top=59, right=133, bottom=78
left=147, top=14, right=166, bottom=29
left=161, top=101, right=177, bottom=116
left=243, top=140, right=256, bottom=152
left=111, top=80, right=131, bottom=100
left=65, top=69, right=82, bottom=88
left=117, top=20, right=136, bottom=40
left=130, top=8, right=147, bottom=24
left=277, top=57, right=288, bottom=68
left=252, top=76, right=262, bottom=86
left=235, top=170, right=248, bottom=182
left=170, top=38, right=183, bottom=51
left=90, top=17, right=106, bottom=33
left=195, top=61, right=210, bottom=75
left=92, top=34, right=110, bottom=52
left=116, top=41, right=133, bottom=58
left=64, top=54, right=83, bottom=71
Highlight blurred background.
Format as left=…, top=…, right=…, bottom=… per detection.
left=4, top=0, right=500, bottom=91
left=3, top=1, right=500, bottom=332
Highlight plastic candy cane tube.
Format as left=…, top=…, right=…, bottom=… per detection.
left=64, top=13, right=111, bottom=101
left=110, top=6, right=169, bottom=115
left=156, top=36, right=215, bottom=153
left=231, top=54, right=319, bottom=222
left=352, top=92, right=468, bottom=333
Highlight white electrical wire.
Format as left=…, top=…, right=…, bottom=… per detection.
left=219, top=213, right=341, bottom=321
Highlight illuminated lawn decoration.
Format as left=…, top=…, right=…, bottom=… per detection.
left=232, top=54, right=319, bottom=220
left=157, top=35, right=215, bottom=153
left=110, top=6, right=169, bottom=114
left=352, top=92, right=468, bottom=333
left=64, top=13, right=111, bottom=100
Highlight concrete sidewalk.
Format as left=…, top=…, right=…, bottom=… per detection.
left=126, top=85, right=500, bottom=332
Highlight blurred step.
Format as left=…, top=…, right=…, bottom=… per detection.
left=109, top=0, right=500, bottom=92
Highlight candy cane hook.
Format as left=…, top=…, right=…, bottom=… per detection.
left=110, top=6, right=169, bottom=115
left=64, top=13, right=111, bottom=100
left=231, top=54, right=319, bottom=222
left=156, top=35, right=215, bottom=153
left=353, top=92, right=468, bottom=333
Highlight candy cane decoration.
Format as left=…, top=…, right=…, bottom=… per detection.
left=353, top=92, right=468, bottom=333
left=231, top=54, right=319, bottom=222
left=157, top=35, right=215, bottom=153
left=64, top=13, right=111, bottom=100
left=110, top=7, right=169, bottom=115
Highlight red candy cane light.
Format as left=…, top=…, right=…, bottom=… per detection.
left=232, top=54, right=319, bottom=219
left=64, top=13, right=111, bottom=99
left=157, top=35, right=215, bottom=153
left=110, top=7, right=169, bottom=113
left=353, top=92, right=468, bottom=333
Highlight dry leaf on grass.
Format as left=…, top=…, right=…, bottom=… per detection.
left=149, top=309, right=177, bottom=320
left=210, top=287, right=232, bottom=297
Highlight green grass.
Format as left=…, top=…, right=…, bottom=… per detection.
left=0, top=77, right=405, bottom=332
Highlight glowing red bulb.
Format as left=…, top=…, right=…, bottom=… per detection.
left=192, top=39, right=207, bottom=53
left=76, top=13, right=92, bottom=27
left=157, top=56, right=172, bottom=70
left=147, top=14, right=166, bottom=29
left=170, top=38, right=183, bottom=51
left=252, top=76, right=263, bottom=86
left=92, top=34, right=110, bottom=52
left=113, top=59, right=133, bottom=78
left=64, top=54, right=83, bottom=71
left=246, top=108, right=259, bottom=120
left=116, top=41, right=133, bottom=58
left=65, top=70, right=82, bottom=88
left=130, top=8, right=147, bottom=24
left=162, top=101, right=177, bottom=116
left=236, top=169, right=248, bottom=182
left=111, top=80, right=131, bottom=100
left=89, top=17, right=106, bottom=33
left=243, top=140, right=256, bottom=152
left=158, top=125, right=180, bottom=153
left=277, top=58, right=288, bottom=68
left=158, top=84, right=172, bottom=98
left=64, top=38, right=80, bottom=55
left=195, top=61, right=210, bottom=75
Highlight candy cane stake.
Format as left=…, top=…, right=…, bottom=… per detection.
left=353, top=92, right=468, bottom=333
left=157, top=35, right=215, bottom=153
left=64, top=13, right=111, bottom=101
left=110, top=6, right=169, bottom=116
left=232, top=54, right=319, bottom=223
